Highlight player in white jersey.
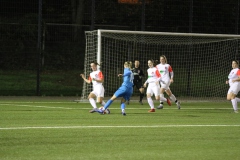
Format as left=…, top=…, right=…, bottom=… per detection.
left=156, top=55, right=181, bottom=109
left=143, top=60, right=171, bottom=112
left=226, top=60, right=240, bottom=113
left=80, top=61, right=108, bottom=113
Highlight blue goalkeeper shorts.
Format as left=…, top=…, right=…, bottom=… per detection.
left=114, top=85, right=133, bottom=101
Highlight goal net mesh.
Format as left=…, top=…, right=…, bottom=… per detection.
left=82, top=30, right=240, bottom=101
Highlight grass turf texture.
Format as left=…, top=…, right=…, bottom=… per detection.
left=0, top=99, right=240, bottom=160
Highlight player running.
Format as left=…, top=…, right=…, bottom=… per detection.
left=226, top=60, right=240, bottom=113
left=156, top=55, right=181, bottom=109
left=143, top=59, right=171, bottom=112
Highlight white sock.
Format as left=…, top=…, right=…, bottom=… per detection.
left=169, top=94, right=177, bottom=102
left=89, top=98, right=97, bottom=109
left=231, top=99, right=238, bottom=111
left=159, top=101, right=163, bottom=106
left=101, top=101, right=106, bottom=106
left=235, top=97, right=240, bottom=103
left=160, top=94, right=167, bottom=102
left=160, top=96, right=167, bottom=102
left=147, top=97, right=154, bottom=109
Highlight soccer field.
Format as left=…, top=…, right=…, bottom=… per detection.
left=0, top=97, right=240, bottom=160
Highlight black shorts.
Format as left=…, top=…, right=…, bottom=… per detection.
left=133, top=81, right=143, bottom=90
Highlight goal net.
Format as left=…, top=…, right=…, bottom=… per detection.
left=82, top=29, right=240, bottom=101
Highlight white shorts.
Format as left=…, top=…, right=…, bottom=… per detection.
left=91, top=85, right=104, bottom=98
left=228, top=82, right=240, bottom=95
left=160, top=80, right=170, bottom=90
left=146, top=83, right=160, bottom=97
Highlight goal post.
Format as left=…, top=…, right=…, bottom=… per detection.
left=82, top=29, right=240, bottom=101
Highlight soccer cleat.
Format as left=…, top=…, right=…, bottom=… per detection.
left=157, top=104, right=163, bottom=109
left=177, top=101, right=181, bottom=109
left=234, top=110, right=239, bottom=113
left=89, top=108, right=98, bottom=113
left=148, top=108, right=155, bottom=112
left=126, top=101, right=130, bottom=105
left=167, top=98, right=172, bottom=106
left=122, top=112, right=126, bottom=116
left=139, top=101, right=143, bottom=105
left=97, top=108, right=105, bottom=114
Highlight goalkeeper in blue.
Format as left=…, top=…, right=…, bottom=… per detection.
left=97, top=61, right=134, bottom=116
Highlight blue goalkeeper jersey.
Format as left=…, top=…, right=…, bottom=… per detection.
left=121, top=68, right=134, bottom=88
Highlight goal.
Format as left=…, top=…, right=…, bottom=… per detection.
left=82, top=29, right=240, bottom=101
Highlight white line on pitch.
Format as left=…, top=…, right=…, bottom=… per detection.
left=1, top=104, right=76, bottom=110
left=19, top=105, right=74, bottom=110
left=0, top=104, right=232, bottom=110
left=0, top=125, right=240, bottom=130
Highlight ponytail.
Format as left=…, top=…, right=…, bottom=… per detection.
left=149, top=59, right=158, bottom=67
left=124, top=61, right=132, bottom=69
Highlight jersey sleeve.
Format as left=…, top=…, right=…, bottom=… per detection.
left=237, top=69, right=240, bottom=76
left=88, top=75, right=92, bottom=81
left=98, top=71, right=104, bottom=79
left=168, top=65, right=173, bottom=72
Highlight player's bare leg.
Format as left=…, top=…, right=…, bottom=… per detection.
left=157, top=88, right=171, bottom=109
left=166, top=89, right=180, bottom=109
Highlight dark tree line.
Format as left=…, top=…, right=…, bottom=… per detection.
left=0, top=0, right=239, bottom=70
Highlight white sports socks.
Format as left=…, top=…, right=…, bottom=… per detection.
left=147, top=97, right=154, bottom=109
left=231, top=98, right=238, bottom=111
left=89, top=98, right=97, bottom=108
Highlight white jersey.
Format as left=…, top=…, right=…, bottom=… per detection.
left=156, top=63, right=173, bottom=82
left=146, top=67, right=161, bottom=96
left=88, top=70, right=105, bottom=97
left=146, top=67, right=161, bottom=83
left=89, top=70, right=104, bottom=87
left=228, top=68, right=240, bottom=86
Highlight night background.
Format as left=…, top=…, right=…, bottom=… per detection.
left=0, top=0, right=239, bottom=96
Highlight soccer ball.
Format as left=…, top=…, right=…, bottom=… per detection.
left=99, top=106, right=110, bottom=114
left=99, top=106, right=106, bottom=114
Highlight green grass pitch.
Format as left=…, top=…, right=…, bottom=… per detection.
left=0, top=98, right=240, bottom=160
